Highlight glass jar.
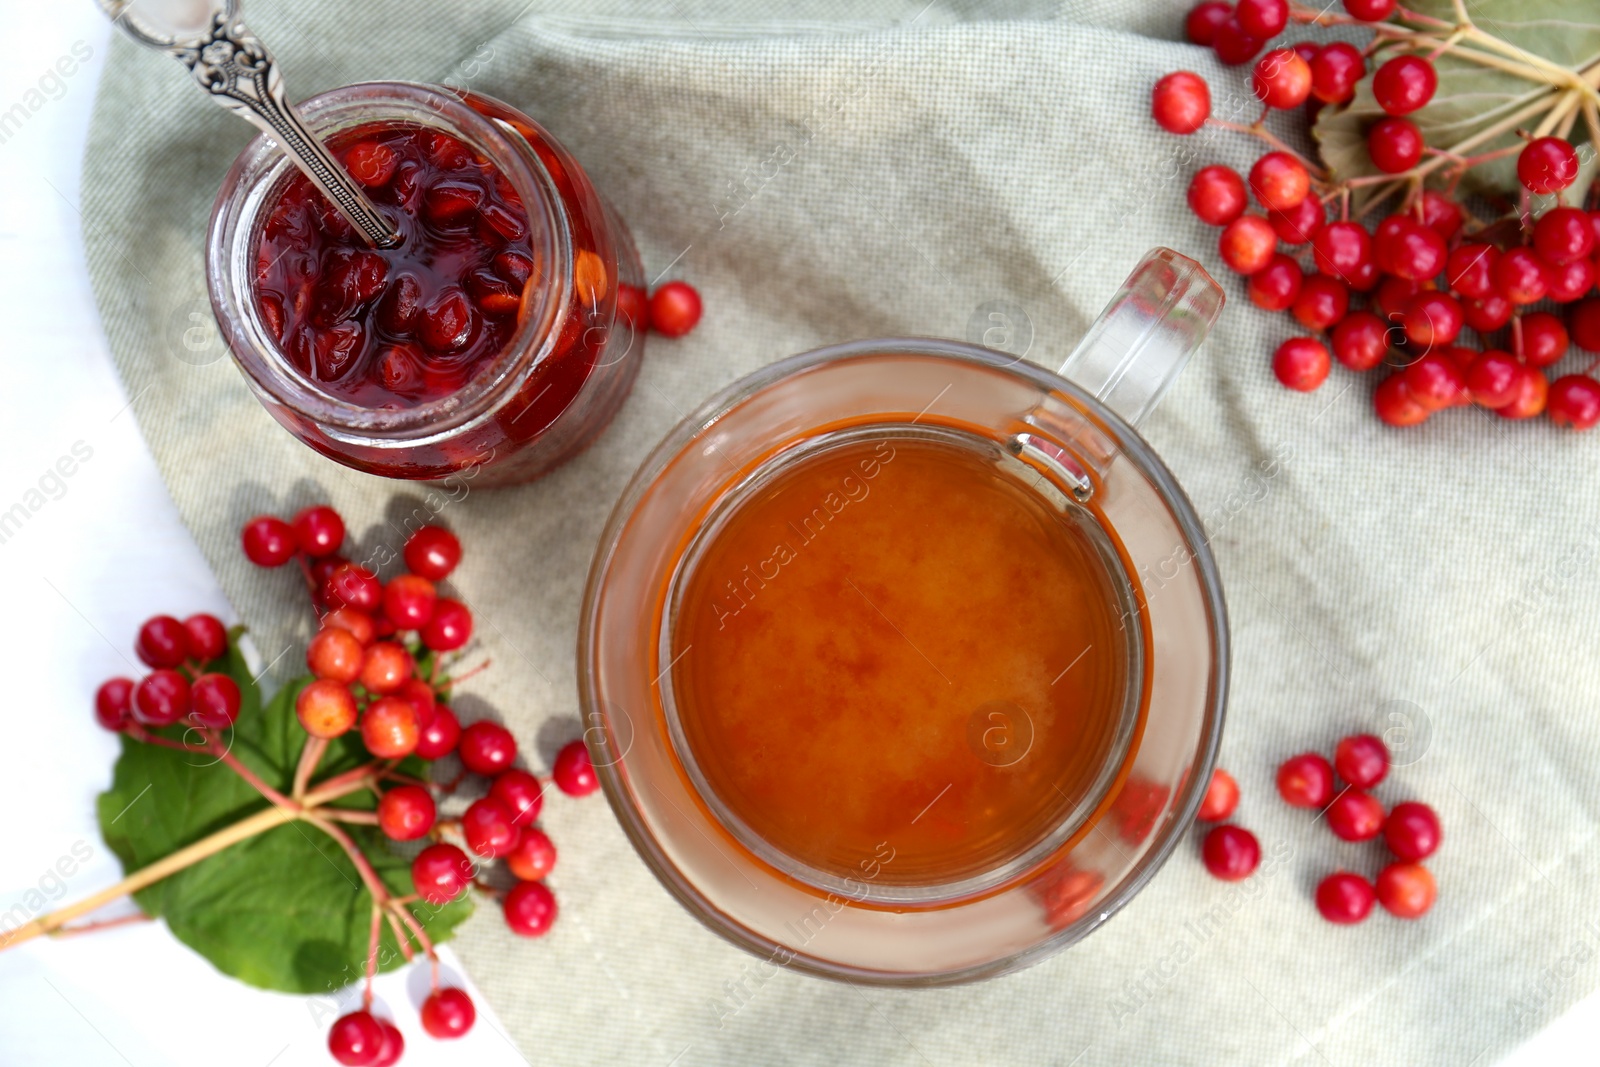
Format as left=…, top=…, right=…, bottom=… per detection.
left=207, top=81, right=645, bottom=486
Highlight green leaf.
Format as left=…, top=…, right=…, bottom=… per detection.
left=96, top=639, right=471, bottom=994
left=1313, top=0, right=1600, bottom=212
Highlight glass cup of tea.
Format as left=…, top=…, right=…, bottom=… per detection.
left=579, top=249, right=1228, bottom=984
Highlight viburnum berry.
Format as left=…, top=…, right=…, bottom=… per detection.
left=182, top=614, right=228, bottom=663
left=1248, top=254, right=1303, bottom=311
left=1375, top=374, right=1430, bottom=426
left=1315, top=871, right=1376, bottom=924
left=1383, top=801, right=1442, bottom=860
left=94, top=677, right=136, bottom=732
left=1367, top=117, right=1424, bottom=173
left=421, top=598, right=473, bottom=652
left=1547, top=257, right=1596, bottom=303
left=295, top=678, right=359, bottom=739
left=1153, top=71, right=1212, bottom=136
left=1272, top=337, right=1331, bottom=392
left=402, top=525, right=461, bottom=581
left=328, top=1010, right=386, bottom=1066
left=189, top=673, right=242, bottom=728
left=382, top=573, right=437, bottom=631
left=241, top=515, right=296, bottom=567
left=1277, top=752, right=1335, bottom=807
left=462, top=797, right=521, bottom=858
left=1219, top=215, right=1277, bottom=274
left=1549, top=376, right=1600, bottom=430
left=415, top=704, right=463, bottom=760
left=1465, top=350, right=1523, bottom=408
left=1344, top=0, right=1395, bottom=19
left=1445, top=244, right=1498, bottom=299
left=649, top=281, right=704, bottom=337
left=1310, top=41, right=1365, bottom=104
left=412, top=842, right=474, bottom=904
left=1419, top=190, right=1463, bottom=239
left=553, top=740, right=600, bottom=797
left=291, top=505, right=345, bottom=557
left=1235, top=0, right=1287, bottom=37
left=1312, top=221, right=1373, bottom=284
left=325, top=562, right=382, bottom=613
left=458, top=720, right=518, bottom=776
left=1573, top=298, right=1600, bottom=352
left=1333, top=733, right=1389, bottom=788
left=359, top=641, right=413, bottom=694
left=1325, top=790, right=1385, bottom=841
left=395, top=677, right=437, bottom=728
left=1462, top=292, right=1514, bottom=333
left=490, top=768, right=545, bottom=825
left=1201, top=824, right=1260, bottom=881
left=307, top=626, right=365, bottom=684
left=1248, top=152, right=1310, bottom=211
left=133, top=669, right=191, bottom=726
left=136, top=615, right=189, bottom=670
left=1291, top=273, right=1350, bottom=331
left=420, top=988, right=476, bottom=1039
left=1402, top=291, right=1464, bottom=348
left=361, top=696, right=421, bottom=759
left=1372, top=54, right=1437, bottom=116
left=503, top=879, right=558, bottom=937
left=1197, top=769, right=1240, bottom=822
left=371, top=1020, right=403, bottom=1067
left=1376, top=862, right=1436, bottom=919
left=1268, top=195, right=1324, bottom=245
left=1332, top=311, right=1391, bottom=371
left=1520, top=312, right=1569, bottom=368
left=1213, top=18, right=1263, bottom=66
left=1518, top=136, right=1579, bottom=194
left=1380, top=218, right=1446, bottom=281
left=506, top=827, right=558, bottom=882
left=1374, top=275, right=1420, bottom=323
left=1496, top=366, right=1549, bottom=419
left=1533, top=206, right=1595, bottom=265
left=322, top=607, right=376, bottom=646
left=1185, top=1, right=1233, bottom=46
left=376, top=784, right=436, bottom=841
left=1253, top=49, right=1312, bottom=110
left=1187, top=165, right=1248, bottom=226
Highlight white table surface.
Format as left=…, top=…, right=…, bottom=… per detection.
left=0, top=5, right=1586, bottom=1066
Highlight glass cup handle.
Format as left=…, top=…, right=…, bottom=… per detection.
left=1058, top=248, right=1225, bottom=429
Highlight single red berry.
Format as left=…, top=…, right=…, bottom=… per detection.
left=1367, top=117, right=1424, bottom=173
left=94, top=677, right=136, bottom=731
left=1379, top=218, right=1446, bottom=281
left=310, top=554, right=348, bottom=592
left=463, top=796, right=521, bottom=858
left=307, top=626, right=366, bottom=684
left=553, top=740, right=600, bottom=797
left=1521, top=311, right=1570, bottom=368
left=1292, top=41, right=1319, bottom=66
left=361, top=696, right=420, bottom=759
left=324, top=562, right=382, bottom=613
left=420, top=988, right=477, bottom=1039
left=1310, top=41, right=1365, bottom=104
left=1573, top=297, right=1600, bottom=352
left=321, top=607, right=376, bottom=646
left=1325, top=789, right=1385, bottom=841
left=421, top=598, right=473, bottom=652
left=382, top=573, right=437, bottom=631
left=490, top=769, right=546, bottom=825
left=1462, top=293, right=1514, bottom=333
left=296, top=678, right=359, bottom=739
left=136, top=616, right=189, bottom=670
left=1248, top=151, right=1310, bottom=211
left=1315, top=872, right=1376, bottom=924
left=1465, top=350, right=1524, bottom=409
left=1549, top=375, right=1600, bottom=430
left=1331, top=311, right=1391, bottom=371
left=506, top=826, right=558, bottom=882
left=395, top=676, right=437, bottom=728
left=1291, top=273, right=1350, bottom=331
left=1547, top=256, right=1595, bottom=303
left=1187, top=165, right=1248, bottom=226
left=1311, top=221, right=1373, bottom=285
left=1333, top=733, right=1389, bottom=788
left=328, top=1010, right=385, bottom=1066
left=1376, top=862, right=1436, bottom=919
left=1235, top=0, right=1287, bottom=37
left=1219, top=215, right=1277, bottom=275
left=1372, top=55, right=1437, bottom=115
left=458, top=720, right=518, bottom=776
left=1346, top=258, right=1379, bottom=293
left=133, top=669, right=191, bottom=726
left=1445, top=243, right=1498, bottom=299
left=1201, top=825, right=1260, bottom=881
left=1373, top=275, right=1419, bottom=324
left=503, top=879, right=558, bottom=937
left=189, top=673, right=241, bottom=728
left=1252, top=49, right=1312, bottom=110
left=1533, top=206, right=1596, bottom=265
left=181, top=614, right=228, bottom=663
left=1402, top=291, right=1464, bottom=348
left=1518, top=137, right=1579, bottom=194
left=402, top=525, right=462, bottom=581
left=412, top=842, right=474, bottom=905
left=416, top=704, right=462, bottom=760
left=1213, top=17, right=1263, bottom=65
left=615, top=283, right=648, bottom=332
left=1267, top=194, right=1324, bottom=246
left=241, top=515, right=296, bottom=567
left=1152, top=71, right=1212, bottom=135
left=1496, top=366, right=1550, bottom=419
left=1496, top=248, right=1552, bottom=305
left=1419, top=190, right=1462, bottom=239
left=1197, top=769, right=1240, bottom=822
left=359, top=641, right=413, bottom=694
left=1276, top=752, right=1335, bottom=807
left=291, top=505, right=345, bottom=557
left=1375, top=373, right=1430, bottom=426
left=1248, top=253, right=1304, bottom=311
left=1383, top=801, right=1442, bottom=860
left=649, top=281, right=703, bottom=337
left=1343, top=0, right=1395, bottom=18
left=377, top=784, right=436, bottom=841
left=1272, top=337, right=1331, bottom=392
left=371, top=1020, right=403, bottom=1067
left=1185, top=0, right=1234, bottom=45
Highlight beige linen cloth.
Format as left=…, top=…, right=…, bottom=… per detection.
left=83, top=1, right=1600, bottom=1063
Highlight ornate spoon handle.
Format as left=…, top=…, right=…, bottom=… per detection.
left=103, top=0, right=400, bottom=248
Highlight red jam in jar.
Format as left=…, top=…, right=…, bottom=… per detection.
left=208, top=82, right=645, bottom=486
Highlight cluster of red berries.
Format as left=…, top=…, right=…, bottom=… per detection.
left=1151, top=1, right=1600, bottom=429
left=93, top=613, right=238, bottom=733
left=1197, top=732, right=1442, bottom=924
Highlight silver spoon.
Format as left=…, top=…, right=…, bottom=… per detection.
left=100, top=0, right=401, bottom=248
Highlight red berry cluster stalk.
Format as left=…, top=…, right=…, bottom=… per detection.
left=1154, top=1, right=1600, bottom=429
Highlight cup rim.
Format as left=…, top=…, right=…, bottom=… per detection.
left=579, top=336, right=1230, bottom=986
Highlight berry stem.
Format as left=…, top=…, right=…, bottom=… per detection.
left=318, top=808, right=381, bottom=825
left=302, top=813, right=393, bottom=905
left=47, top=913, right=154, bottom=939
left=201, top=730, right=298, bottom=810
left=384, top=909, right=416, bottom=962
left=125, top=726, right=209, bottom=755
left=1206, top=119, right=1329, bottom=180
left=364, top=903, right=382, bottom=1011
left=303, top=760, right=383, bottom=800
left=387, top=899, right=438, bottom=962
left=292, top=736, right=330, bottom=800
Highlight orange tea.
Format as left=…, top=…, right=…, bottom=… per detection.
left=667, top=427, right=1143, bottom=889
